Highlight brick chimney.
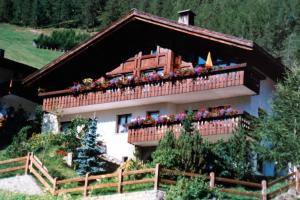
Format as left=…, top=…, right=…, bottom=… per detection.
left=178, top=9, right=196, bottom=26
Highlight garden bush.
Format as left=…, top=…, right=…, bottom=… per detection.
left=6, top=126, right=31, bottom=157
left=152, top=109, right=255, bottom=179
left=166, top=176, right=223, bottom=200
left=63, top=117, right=89, bottom=153
left=152, top=110, right=212, bottom=173
left=211, top=127, right=252, bottom=179
left=28, top=133, right=66, bottom=153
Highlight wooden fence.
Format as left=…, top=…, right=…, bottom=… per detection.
left=0, top=154, right=29, bottom=174
left=0, top=153, right=299, bottom=200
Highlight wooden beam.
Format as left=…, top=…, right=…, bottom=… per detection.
left=0, top=166, right=25, bottom=173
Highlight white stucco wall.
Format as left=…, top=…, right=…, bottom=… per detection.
left=42, top=112, right=59, bottom=134
left=54, top=77, right=276, bottom=161
left=59, top=103, right=175, bottom=161
left=176, top=77, right=275, bottom=117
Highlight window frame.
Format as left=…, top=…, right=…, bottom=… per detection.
left=116, top=114, right=132, bottom=133
left=146, top=110, right=160, bottom=120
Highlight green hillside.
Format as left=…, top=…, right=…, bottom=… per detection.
left=0, top=23, right=62, bottom=69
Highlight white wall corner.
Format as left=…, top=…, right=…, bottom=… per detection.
left=42, top=112, right=59, bottom=134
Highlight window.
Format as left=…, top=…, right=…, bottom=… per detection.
left=151, top=49, right=157, bottom=55
left=141, top=68, right=164, bottom=76
left=60, top=121, right=71, bottom=132
left=147, top=111, right=160, bottom=120
left=124, top=73, right=133, bottom=79
left=117, top=114, right=132, bottom=133
left=156, top=68, right=164, bottom=76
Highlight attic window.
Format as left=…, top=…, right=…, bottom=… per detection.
left=151, top=49, right=157, bottom=55
left=141, top=68, right=164, bottom=76
left=124, top=73, right=133, bottom=79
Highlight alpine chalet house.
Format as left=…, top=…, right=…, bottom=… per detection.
left=0, top=49, right=37, bottom=115
left=23, top=10, right=284, bottom=162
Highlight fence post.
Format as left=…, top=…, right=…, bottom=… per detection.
left=118, top=168, right=123, bottom=193
left=154, top=164, right=160, bottom=191
left=24, top=152, right=31, bottom=175
left=29, top=152, right=34, bottom=172
left=83, top=173, right=90, bottom=197
left=295, top=167, right=300, bottom=193
left=209, top=172, right=215, bottom=189
left=52, top=177, right=57, bottom=195
left=261, top=180, right=267, bottom=200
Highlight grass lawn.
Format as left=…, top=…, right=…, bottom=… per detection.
left=0, top=23, right=62, bottom=69
left=34, top=145, right=79, bottom=180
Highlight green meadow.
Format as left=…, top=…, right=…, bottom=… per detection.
left=0, top=23, right=63, bottom=69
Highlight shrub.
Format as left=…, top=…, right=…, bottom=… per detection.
left=34, top=30, right=90, bottom=51
left=6, top=126, right=31, bottom=157
left=121, top=159, right=149, bottom=180
left=0, top=106, right=28, bottom=147
left=152, top=110, right=212, bottom=173
left=28, top=133, right=65, bottom=153
left=212, top=127, right=252, bottom=179
left=152, top=130, right=178, bottom=169
left=166, top=176, right=223, bottom=200
left=63, top=117, right=88, bottom=153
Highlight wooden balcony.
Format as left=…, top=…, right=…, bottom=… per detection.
left=128, top=113, right=250, bottom=146
left=40, top=64, right=262, bottom=113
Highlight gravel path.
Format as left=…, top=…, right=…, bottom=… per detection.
left=0, top=175, right=42, bottom=195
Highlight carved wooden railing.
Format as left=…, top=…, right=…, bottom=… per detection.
left=128, top=113, right=250, bottom=144
left=40, top=64, right=261, bottom=111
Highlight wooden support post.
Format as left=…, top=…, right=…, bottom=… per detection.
left=209, top=172, right=215, bottom=189
left=24, top=152, right=31, bottom=175
left=117, top=168, right=123, bottom=193
left=83, top=173, right=90, bottom=197
left=261, top=180, right=267, bottom=200
left=154, top=164, right=160, bottom=191
left=29, top=152, right=33, bottom=172
left=52, top=177, right=57, bottom=195
left=295, top=167, right=300, bottom=193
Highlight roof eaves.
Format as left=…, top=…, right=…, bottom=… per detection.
left=23, top=10, right=138, bottom=86
left=23, top=9, right=263, bottom=86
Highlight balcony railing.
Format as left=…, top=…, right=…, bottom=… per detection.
left=40, top=64, right=261, bottom=111
left=128, top=113, right=250, bottom=145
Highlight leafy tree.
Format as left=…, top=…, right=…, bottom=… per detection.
left=253, top=64, right=300, bottom=169
left=74, top=118, right=105, bottom=175
left=64, top=117, right=88, bottom=153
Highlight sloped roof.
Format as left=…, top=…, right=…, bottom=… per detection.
left=23, top=9, right=284, bottom=86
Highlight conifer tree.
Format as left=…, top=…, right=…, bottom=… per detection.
left=74, top=118, right=105, bottom=176
left=153, top=110, right=210, bottom=173
left=254, top=64, right=300, bottom=169
left=212, top=127, right=252, bottom=179
left=152, top=130, right=178, bottom=169
left=176, top=110, right=210, bottom=173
